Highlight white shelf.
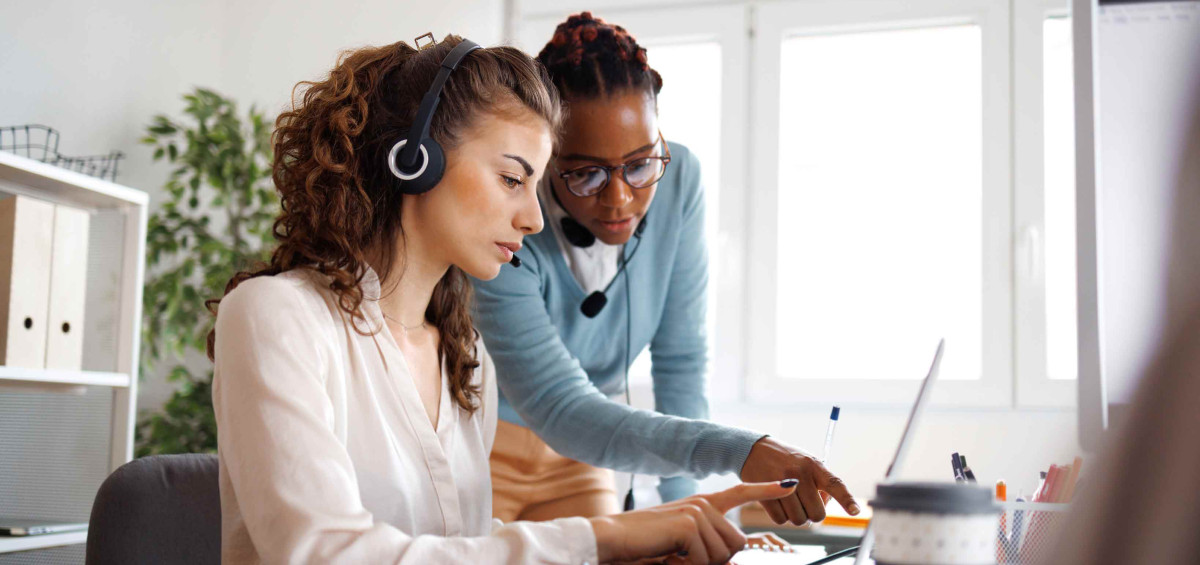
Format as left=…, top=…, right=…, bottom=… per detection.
left=0, top=151, right=148, bottom=210
left=0, top=366, right=131, bottom=388
left=0, top=530, right=88, bottom=554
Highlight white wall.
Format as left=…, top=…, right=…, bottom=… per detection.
left=0, top=0, right=227, bottom=209
left=2, top=0, right=503, bottom=411
left=216, top=0, right=504, bottom=118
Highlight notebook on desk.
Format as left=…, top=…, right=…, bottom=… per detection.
left=733, top=545, right=862, bottom=565
left=0, top=518, right=87, bottom=536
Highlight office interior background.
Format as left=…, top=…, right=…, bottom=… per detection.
left=4, top=0, right=1194, bottom=548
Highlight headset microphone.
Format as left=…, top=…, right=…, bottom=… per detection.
left=580, top=290, right=606, bottom=317
left=578, top=218, right=646, bottom=318
left=508, top=254, right=522, bottom=268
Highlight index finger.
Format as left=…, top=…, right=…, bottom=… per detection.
left=815, top=468, right=861, bottom=515
left=706, top=480, right=800, bottom=514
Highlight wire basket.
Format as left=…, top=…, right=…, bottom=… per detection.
left=0, top=124, right=124, bottom=182
left=996, top=500, right=1070, bottom=564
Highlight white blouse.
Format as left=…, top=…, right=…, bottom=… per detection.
left=212, top=268, right=598, bottom=564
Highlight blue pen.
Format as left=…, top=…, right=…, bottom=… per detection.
left=952, top=452, right=966, bottom=482
left=821, top=406, right=840, bottom=464
left=1012, top=496, right=1027, bottom=559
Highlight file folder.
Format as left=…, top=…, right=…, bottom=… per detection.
left=45, top=204, right=89, bottom=370
left=0, top=195, right=55, bottom=368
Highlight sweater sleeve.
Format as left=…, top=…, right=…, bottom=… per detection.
left=473, top=248, right=764, bottom=480
left=651, top=149, right=712, bottom=501
left=212, top=278, right=597, bottom=564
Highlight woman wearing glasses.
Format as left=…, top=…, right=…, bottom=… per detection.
left=474, top=12, right=859, bottom=528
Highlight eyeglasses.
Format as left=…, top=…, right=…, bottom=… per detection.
left=555, top=132, right=672, bottom=197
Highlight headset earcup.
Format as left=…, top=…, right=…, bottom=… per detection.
left=397, top=138, right=446, bottom=195
left=560, top=216, right=597, bottom=248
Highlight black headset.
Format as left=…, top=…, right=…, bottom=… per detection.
left=387, top=36, right=524, bottom=274
left=387, top=37, right=481, bottom=195
left=549, top=182, right=648, bottom=317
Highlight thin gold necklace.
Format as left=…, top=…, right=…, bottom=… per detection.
left=383, top=312, right=428, bottom=332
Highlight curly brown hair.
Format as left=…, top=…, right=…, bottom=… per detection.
left=206, top=36, right=562, bottom=414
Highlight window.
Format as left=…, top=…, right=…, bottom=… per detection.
left=517, top=0, right=1078, bottom=409
left=629, top=40, right=723, bottom=387
left=747, top=0, right=1012, bottom=406
left=774, top=26, right=983, bottom=383
left=1014, top=0, right=1075, bottom=407
left=1042, top=16, right=1077, bottom=382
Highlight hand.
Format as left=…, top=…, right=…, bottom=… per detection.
left=739, top=436, right=860, bottom=526
left=744, top=532, right=792, bottom=552
left=590, top=480, right=799, bottom=564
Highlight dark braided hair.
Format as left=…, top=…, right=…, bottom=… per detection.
left=537, top=11, right=663, bottom=101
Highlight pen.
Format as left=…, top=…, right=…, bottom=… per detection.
left=952, top=452, right=965, bottom=482
left=821, top=406, right=840, bottom=464
left=960, top=455, right=977, bottom=483
left=1012, top=495, right=1027, bottom=558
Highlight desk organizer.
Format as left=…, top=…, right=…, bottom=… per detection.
left=996, top=500, right=1070, bottom=564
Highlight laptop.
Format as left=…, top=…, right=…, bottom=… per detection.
left=732, top=339, right=946, bottom=565
left=0, top=518, right=88, bottom=536
left=851, top=338, right=946, bottom=564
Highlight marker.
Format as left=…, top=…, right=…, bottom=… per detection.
left=960, top=455, right=977, bottom=483
left=1034, top=471, right=1047, bottom=501
left=821, top=406, right=840, bottom=464
left=996, top=480, right=1008, bottom=564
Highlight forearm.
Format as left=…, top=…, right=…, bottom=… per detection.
left=502, top=369, right=762, bottom=477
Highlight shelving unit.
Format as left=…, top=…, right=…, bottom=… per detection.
left=0, top=150, right=148, bottom=557
left=0, top=531, right=88, bottom=554
left=0, top=367, right=131, bottom=389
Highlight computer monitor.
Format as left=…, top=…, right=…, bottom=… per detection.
left=1073, top=0, right=1200, bottom=451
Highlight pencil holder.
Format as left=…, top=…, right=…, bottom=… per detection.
left=869, top=482, right=1000, bottom=565
left=995, top=500, right=1070, bottom=564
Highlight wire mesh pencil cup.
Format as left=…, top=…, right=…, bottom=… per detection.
left=996, top=501, right=1070, bottom=564
left=0, top=124, right=124, bottom=182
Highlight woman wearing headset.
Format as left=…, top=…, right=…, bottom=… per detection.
left=208, top=35, right=795, bottom=563
left=474, top=13, right=859, bottom=527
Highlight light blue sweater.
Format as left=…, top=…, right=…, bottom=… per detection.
left=472, top=142, right=765, bottom=502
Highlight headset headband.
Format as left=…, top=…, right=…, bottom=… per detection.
left=397, top=39, right=482, bottom=170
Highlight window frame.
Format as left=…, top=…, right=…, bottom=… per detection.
left=745, top=0, right=1014, bottom=408
left=1013, top=0, right=1076, bottom=407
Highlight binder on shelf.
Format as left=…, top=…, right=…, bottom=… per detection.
left=45, top=204, right=89, bottom=371
left=0, top=195, right=54, bottom=369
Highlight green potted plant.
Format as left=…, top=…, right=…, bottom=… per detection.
left=135, top=87, right=277, bottom=456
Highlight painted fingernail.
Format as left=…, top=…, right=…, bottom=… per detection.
left=780, top=478, right=799, bottom=488
left=849, top=503, right=861, bottom=515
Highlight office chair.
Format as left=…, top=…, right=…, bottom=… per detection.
left=86, top=453, right=220, bottom=565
